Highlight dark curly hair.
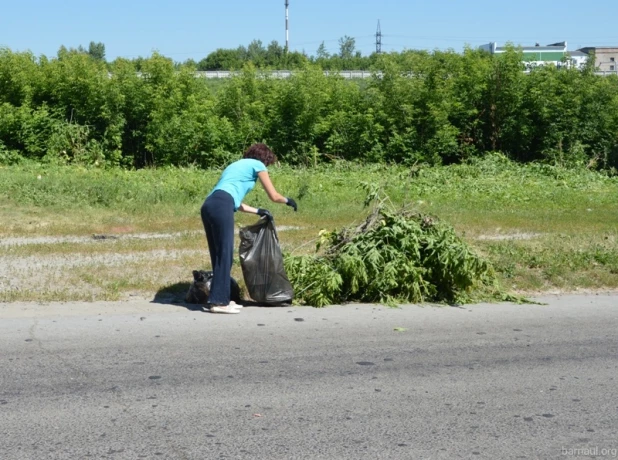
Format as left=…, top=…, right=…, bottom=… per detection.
left=243, top=143, right=277, bottom=166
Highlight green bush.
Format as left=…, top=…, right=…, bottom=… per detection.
left=284, top=186, right=500, bottom=307
left=1, top=46, right=617, bottom=169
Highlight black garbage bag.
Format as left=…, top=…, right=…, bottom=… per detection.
left=239, top=217, right=294, bottom=305
left=185, top=270, right=242, bottom=304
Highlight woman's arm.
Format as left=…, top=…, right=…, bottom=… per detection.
left=257, top=170, right=287, bottom=204
left=238, top=203, right=259, bottom=214
left=239, top=203, right=272, bottom=219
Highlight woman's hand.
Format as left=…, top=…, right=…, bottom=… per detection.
left=285, top=197, right=297, bottom=211
left=257, top=208, right=273, bottom=221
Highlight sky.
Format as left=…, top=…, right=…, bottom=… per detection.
left=2, top=0, right=617, bottom=62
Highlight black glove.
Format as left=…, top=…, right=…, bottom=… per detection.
left=286, top=197, right=298, bottom=212
left=256, top=208, right=273, bottom=220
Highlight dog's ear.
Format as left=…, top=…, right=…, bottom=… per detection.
left=192, top=270, right=200, bottom=280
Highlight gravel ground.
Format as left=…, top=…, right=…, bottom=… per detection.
left=0, top=228, right=300, bottom=300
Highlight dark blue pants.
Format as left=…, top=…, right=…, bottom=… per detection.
left=201, top=190, right=235, bottom=305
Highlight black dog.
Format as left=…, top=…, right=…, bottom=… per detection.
left=185, top=270, right=242, bottom=305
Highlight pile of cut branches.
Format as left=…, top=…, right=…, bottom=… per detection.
left=284, top=190, right=508, bottom=307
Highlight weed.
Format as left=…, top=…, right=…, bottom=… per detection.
left=284, top=187, right=505, bottom=307
left=1, top=156, right=617, bottom=302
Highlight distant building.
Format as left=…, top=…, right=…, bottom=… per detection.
left=479, top=41, right=587, bottom=69
left=577, top=47, right=618, bottom=71
left=567, top=50, right=589, bottom=69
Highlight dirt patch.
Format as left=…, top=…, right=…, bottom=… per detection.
left=0, top=228, right=302, bottom=301
left=0, top=232, right=197, bottom=247
left=476, top=232, right=542, bottom=241
left=0, top=226, right=302, bottom=247
left=0, top=249, right=203, bottom=295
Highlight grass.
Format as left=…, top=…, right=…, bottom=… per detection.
left=1, top=154, right=617, bottom=303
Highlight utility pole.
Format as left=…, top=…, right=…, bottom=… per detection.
left=375, top=20, right=382, bottom=54
left=285, top=0, right=290, bottom=52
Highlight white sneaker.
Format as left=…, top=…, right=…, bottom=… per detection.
left=229, top=301, right=243, bottom=309
left=210, top=305, right=240, bottom=314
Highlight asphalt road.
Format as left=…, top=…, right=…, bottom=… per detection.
left=1, top=294, right=617, bottom=460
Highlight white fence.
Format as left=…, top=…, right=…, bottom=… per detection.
left=195, top=70, right=374, bottom=79
left=194, top=69, right=618, bottom=79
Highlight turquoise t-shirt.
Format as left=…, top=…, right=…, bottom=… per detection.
left=208, top=158, right=267, bottom=210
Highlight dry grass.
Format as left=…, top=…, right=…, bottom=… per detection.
left=1, top=159, right=618, bottom=303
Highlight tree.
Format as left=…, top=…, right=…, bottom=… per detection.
left=266, top=40, right=284, bottom=67
left=283, top=50, right=309, bottom=69
left=88, top=42, right=106, bottom=62
left=247, top=40, right=265, bottom=67
left=338, top=36, right=355, bottom=60
left=316, top=42, right=330, bottom=59
left=198, top=48, right=243, bottom=70
left=179, top=58, right=197, bottom=69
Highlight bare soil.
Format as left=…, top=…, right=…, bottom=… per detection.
left=0, top=227, right=301, bottom=301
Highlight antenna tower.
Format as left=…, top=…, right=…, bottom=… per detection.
left=285, top=0, right=290, bottom=52
left=375, top=20, right=382, bottom=54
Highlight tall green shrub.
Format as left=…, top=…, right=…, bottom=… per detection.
left=0, top=46, right=617, bottom=169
